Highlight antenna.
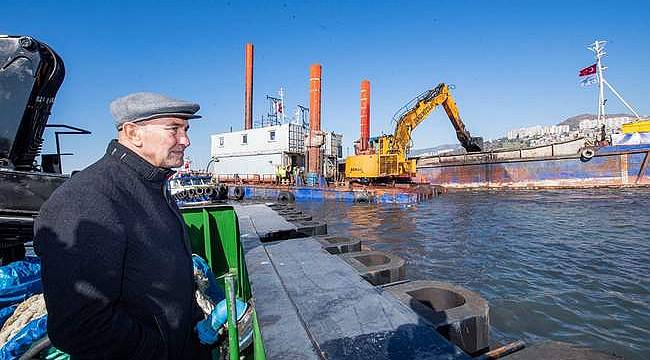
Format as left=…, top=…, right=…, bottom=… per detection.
left=588, top=40, right=641, bottom=121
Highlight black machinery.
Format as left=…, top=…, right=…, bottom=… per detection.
left=0, top=35, right=80, bottom=263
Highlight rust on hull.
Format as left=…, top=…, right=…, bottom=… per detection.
left=416, top=146, right=650, bottom=189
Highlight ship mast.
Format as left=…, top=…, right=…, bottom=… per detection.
left=279, top=87, right=286, bottom=123
left=588, top=40, right=641, bottom=121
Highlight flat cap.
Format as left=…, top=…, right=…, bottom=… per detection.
left=110, top=92, right=201, bottom=128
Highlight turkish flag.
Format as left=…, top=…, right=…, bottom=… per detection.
left=579, top=64, right=597, bottom=77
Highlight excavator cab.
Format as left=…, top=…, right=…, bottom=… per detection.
left=0, top=35, right=68, bottom=263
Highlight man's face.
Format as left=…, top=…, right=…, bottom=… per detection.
left=136, top=117, right=191, bottom=168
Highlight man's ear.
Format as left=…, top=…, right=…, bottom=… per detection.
left=121, top=123, right=143, bottom=147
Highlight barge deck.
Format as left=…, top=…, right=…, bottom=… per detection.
left=235, top=204, right=469, bottom=359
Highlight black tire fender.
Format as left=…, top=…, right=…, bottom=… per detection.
left=580, top=147, right=596, bottom=161
left=277, top=191, right=295, bottom=203
left=233, top=186, right=245, bottom=200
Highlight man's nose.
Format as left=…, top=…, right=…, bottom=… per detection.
left=178, top=132, right=190, bottom=147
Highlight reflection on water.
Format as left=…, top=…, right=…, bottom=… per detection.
left=296, top=189, right=650, bottom=360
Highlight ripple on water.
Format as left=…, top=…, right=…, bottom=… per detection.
left=297, top=188, right=650, bottom=360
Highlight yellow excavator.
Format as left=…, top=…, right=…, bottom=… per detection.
left=345, top=83, right=482, bottom=182
left=621, top=119, right=650, bottom=134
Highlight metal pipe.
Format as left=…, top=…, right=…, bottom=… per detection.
left=360, top=80, right=370, bottom=152
left=244, top=43, right=254, bottom=130
left=308, top=64, right=322, bottom=174
left=603, top=79, right=641, bottom=119
left=224, top=273, right=240, bottom=360
left=309, top=64, right=322, bottom=132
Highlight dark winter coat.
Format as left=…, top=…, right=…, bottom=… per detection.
left=34, top=140, right=211, bottom=359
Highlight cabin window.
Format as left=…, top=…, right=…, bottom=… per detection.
left=219, top=137, right=224, bottom=147
left=242, top=134, right=248, bottom=144
left=269, top=130, right=276, bottom=141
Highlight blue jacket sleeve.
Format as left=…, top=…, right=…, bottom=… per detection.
left=34, top=190, right=163, bottom=360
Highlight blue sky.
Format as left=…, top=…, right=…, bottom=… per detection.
left=2, top=0, right=649, bottom=172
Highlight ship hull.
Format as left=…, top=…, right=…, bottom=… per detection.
left=416, top=145, right=650, bottom=189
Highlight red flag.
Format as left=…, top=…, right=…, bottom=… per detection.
left=579, top=64, right=597, bottom=77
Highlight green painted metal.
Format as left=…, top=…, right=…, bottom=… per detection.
left=180, top=205, right=266, bottom=360
left=252, top=310, right=266, bottom=360
left=224, top=274, right=240, bottom=360
left=182, top=205, right=251, bottom=299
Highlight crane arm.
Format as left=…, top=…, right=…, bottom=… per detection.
left=439, top=86, right=483, bottom=152
left=391, top=83, right=482, bottom=154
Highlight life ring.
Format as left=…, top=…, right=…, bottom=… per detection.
left=580, top=147, right=596, bottom=161
left=277, top=191, right=295, bottom=203
left=232, top=186, right=245, bottom=200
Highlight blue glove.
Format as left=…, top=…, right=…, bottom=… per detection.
left=195, top=298, right=248, bottom=345
left=211, top=298, right=248, bottom=329
left=196, top=316, right=219, bottom=345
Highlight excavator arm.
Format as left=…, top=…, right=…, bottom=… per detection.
left=345, top=82, right=481, bottom=182
left=391, top=83, right=482, bottom=154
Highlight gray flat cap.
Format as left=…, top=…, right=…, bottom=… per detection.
left=110, top=92, right=201, bottom=128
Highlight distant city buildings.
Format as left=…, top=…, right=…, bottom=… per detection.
left=507, top=125, right=570, bottom=140
left=501, top=115, right=638, bottom=148
left=578, top=116, right=634, bottom=130
left=412, top=114, right=644, bottom=156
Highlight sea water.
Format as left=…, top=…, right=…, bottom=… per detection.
left=297, top=188, right=650, bottom=360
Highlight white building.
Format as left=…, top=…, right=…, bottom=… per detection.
left=578, top=116, right=634, bottom=130
left=506, top=125, right=570, bottom=140
left=210, top=123, right=343, bottom=179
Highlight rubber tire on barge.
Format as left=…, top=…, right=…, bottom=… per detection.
left=384, top=280, right=489, bottom=356
left=580, top=147, right=596, bottom=162
left=276, top=191, right=295, bottom=203
left=231, top=186, right=245, bottom=200
left=340, top=250, right=406, bottom=286
left=213, top=184, right=228, bottom=201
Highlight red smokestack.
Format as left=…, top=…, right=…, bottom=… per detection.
left=244, top=43, right=254, bottom=130
left=360, top=80, right=370, bottom=152
left=308, top=64, right=322, bottom=174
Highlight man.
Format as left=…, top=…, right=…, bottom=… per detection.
left=34, top=92, right=211, bottom=359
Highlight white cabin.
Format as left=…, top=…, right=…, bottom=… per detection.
left=210, top=123, right=342, bottom=179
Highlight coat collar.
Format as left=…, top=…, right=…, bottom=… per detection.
left=106, top=140, right=175, bottom=183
